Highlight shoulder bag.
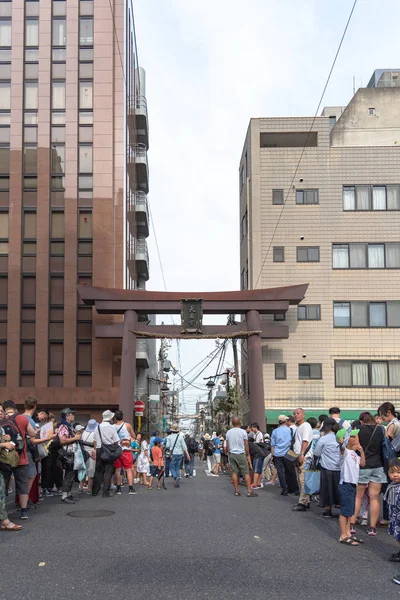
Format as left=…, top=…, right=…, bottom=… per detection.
left=98, top=425, right=122, bottom=464
left=164, top=433, right=180, bottom=460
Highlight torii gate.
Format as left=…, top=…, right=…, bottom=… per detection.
left=78, top=284, right=308, bottom=428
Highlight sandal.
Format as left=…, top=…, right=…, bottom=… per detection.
left=339, top=536, right=359, bottom=546
left=351, top=536, right=364, bottom=544
left=234, top=491, right=241, bottom=496
left=1, top=521, right=22, bottom=531
left=247, top=491, right=258, bottom=497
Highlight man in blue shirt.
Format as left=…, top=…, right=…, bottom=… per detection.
left=271, top=415, right=293, bottom=496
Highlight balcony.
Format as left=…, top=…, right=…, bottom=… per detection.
left=127, top=238, right=149, bottom=281
left=127, top=191, right=149, bottom=238
left=128, top=144, right=149, bottom=194
left=128, top=95, right=149, bottom=149
left=136, top=338, right=149, bottom=368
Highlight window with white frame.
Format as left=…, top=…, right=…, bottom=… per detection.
left=335, top=360, right=400, bottom=387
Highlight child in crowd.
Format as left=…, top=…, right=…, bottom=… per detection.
left=337, top=428, right=365, bottom=546
left=147, top=438, right=165, bottom=491
left=114, top=437, right=136, bottom=496
left=385, top=458, right=400, bottom=585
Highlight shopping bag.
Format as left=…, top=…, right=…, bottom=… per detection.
left=304, top=468, right=320, bottom=496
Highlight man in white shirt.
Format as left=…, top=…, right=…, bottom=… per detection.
left=92, top=410, right=120, bottom=498
left=251, top=423, right=264, bottom=444
left=292, top=408, right=313, bottom=512
left=329, top=407, right=351, bottom=430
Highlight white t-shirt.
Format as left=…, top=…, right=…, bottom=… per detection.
left=340, top=448, right=360, bottom=484
left=254, top=431, right=263, bottom=443
left=94, top=423, right=120, bottom=449
left=293, top=422, right=313, bottom=456
left=226, top=427, right=248, bottom=454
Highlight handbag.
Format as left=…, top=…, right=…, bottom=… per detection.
left=58, top=447, right=75, bottom=468
left=98, top=425, right=122, bottom=464
left=164, top=433, right=180, bottom=460
left=284, top=431, right=312, bottom=464
left=0, top=446, right=20, bottom=469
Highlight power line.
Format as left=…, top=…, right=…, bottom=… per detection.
left=252, top=0, right=358, bottom=291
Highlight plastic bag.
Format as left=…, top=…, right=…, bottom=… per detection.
left=73, top=444, right=85, bottom=471
left=304, top=469, right=320, bottom=496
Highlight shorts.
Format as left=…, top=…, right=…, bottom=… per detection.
left=13, top=464, right=29, bottom=495
left=253, top=457, right=264, bottom=474
left=229, top=453, right=249, bottom=477
left=214, top=453, right=221, bottom=464
left=150, top=465, right=163, bottom=477
left=339, top=482, right=356, bottom=517
left=27, top=451, right=37, bottom=478
left=114, top=452, right=133, bottom=470
left=358, top=466, right=387, bottom=485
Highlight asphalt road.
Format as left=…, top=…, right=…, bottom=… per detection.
left=0, top=462, right=399, bottom=600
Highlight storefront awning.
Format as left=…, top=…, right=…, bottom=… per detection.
left=265, top=409, right=376, bottom=425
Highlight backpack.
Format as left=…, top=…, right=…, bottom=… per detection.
left=189, top=438, right=198, bottom=454
left=0, top=415, right=25, bottom=454
left=207, top=439, right=215, bottom=455
left=382, top=434, right=397, bottom=468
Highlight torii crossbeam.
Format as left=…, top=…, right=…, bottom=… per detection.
left=78, top=284, right=308, bottom=428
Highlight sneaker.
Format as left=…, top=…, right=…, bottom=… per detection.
left=390, top=551, right=400, bottom=563
left=292, top=504, right=307, bottom=512
left=393, top=574, right=400, bottom=585
left=116, top=486, right=122, bottom=495
left=361, top=518, right=368, bottom=526
left=43, top=489, right=53, bottom=498
left=367, top=526, right=377, bottom=536
left=129, top=487, right=137, bottom=495
left=350, top=524, right=356, bottom=535
left=56, top=489, right=63, bottom=496
left=20, top=509, right=29, bottom=520
left=61, top=497, right=76, bottom=505
left=321, top=510, right=333, bottom=518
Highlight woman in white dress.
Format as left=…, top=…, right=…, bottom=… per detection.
left=137, top=434, right=150, bottom=486
left=79, top=419, right=97, bottom=493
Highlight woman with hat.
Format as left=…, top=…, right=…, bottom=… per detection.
left=203, top=433, right=214, bottom=474
left=79, top=419, right=97, bottom=494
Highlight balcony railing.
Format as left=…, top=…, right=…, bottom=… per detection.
left=128, top=94, right=148, bottom=116
left=127, top=191, right=149, bottom=222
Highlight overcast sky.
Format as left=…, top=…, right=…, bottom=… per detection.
left=133, top=0, right=400, bottom=414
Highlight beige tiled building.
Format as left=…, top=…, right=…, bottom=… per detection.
left=239, top=70, right=400, bottom=425
left=0, top=0, right=154, bottom=421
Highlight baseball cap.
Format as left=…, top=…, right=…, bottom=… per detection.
left=154, top=437, right=163, bottom=444
left=278, top=414, right=289, bottom=423
left=37, top=408, right=49, bottom=415
left=336, top=428, right=360, bottom=442
left=75, top=424, right=85, bottom=431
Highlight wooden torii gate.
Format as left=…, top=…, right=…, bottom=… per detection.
left=78, top=284, right=308, bottom=428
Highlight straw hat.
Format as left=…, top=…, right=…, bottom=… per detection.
left=170, top=423, right=180, bottom=433
left=204, top=433, right=211, bottom=440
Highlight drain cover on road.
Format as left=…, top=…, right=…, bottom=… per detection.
left=66, top=509, right=115, bottom=518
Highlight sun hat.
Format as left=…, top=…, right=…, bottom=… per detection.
left=278, top=414, right=289, bottom=424
left=336, top=428, right=360, bottom=442
left=204, top=433, right=211, bottom=440
left=102, top=409, right=115, bottom=422
left=85, top=419, right=98, bottom=433
left=170, top=423, right=180, bottom=432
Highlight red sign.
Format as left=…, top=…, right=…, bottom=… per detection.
left=133, top=400, right=145, bottom=413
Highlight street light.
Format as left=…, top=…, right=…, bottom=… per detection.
left=161, top=382, right=169, bottom=392
left=206, top=380, right=215, bottom=389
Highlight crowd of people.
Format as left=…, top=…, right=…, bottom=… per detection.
left=2, top=396, right=400, bottom=584
left=0, top=397, right=201, bottom=531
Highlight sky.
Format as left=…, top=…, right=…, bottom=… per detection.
left=133, top=0, right=400, bottom=415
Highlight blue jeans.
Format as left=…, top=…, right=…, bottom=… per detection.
left=170, top=454, right=183, bottom=483
left=165, top=457, right=170, bottom=477
left=185, top=455, right=195, bottom=476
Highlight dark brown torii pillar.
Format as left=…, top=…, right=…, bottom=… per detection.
left=119, top=310, right=137, bottom=418
left=246, top=309, right=265, bottom=428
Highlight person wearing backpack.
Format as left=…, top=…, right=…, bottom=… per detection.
left=1, top=399, right=38, bottom=520
left=165, top=424, right=190, bottom=488
left=203, top=433, right=214, bottom=474
left=329, top=407, right=351, bottom=430
left=58, top=407, right=83, bottom=504
left=185, top=434, right=198, bottom=477
left=0, top=422, right=22, bottom=531
left=92, top=410, right=121, bottom=497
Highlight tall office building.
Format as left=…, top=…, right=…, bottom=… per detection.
left=0, top=0, right=154, bottom=421
left=239, top=70, right=400, bottom=425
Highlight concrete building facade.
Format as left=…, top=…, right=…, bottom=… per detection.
left=0, top=0, right=155, bottom=421
left=239, top=71, right=400, bottom=425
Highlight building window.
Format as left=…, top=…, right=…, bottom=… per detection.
left=20, top=342, right=35, bottom=386
left=79, top=81, right=92, bottom=109
left=0, top=82, right=10, bottom=111
left=0, top=20, right=11, bottom=48
left=343, top=185, right=400, bottom=211
left=0, top=211, right=8, bottom=257
left=333, top=301, right=400, bottom=328
left=299, top=363, right=322, bottom=380
left=78, top=211, right=92, bottom=239
left=335, top=360, right=400, bottom=388
left=52, top=81, right=66, bottom=110
left=79, top=145, right=92, bottom=174
left=77, top=342, right=92, bottom=386
left=24, top=82, right=38, bottom=111
left=333, top=243, right=400, bottom=269
left=296, top=189, right=319, bottom=205
left=50, top=276, right=64, bottom=305
left=25, top=19, right=39, bottom=47
left=297, top=247, right=320, bottom=262
left=240, top=209, right=247, bottom=243
left=275, top=363, right=287, bottom=380
left=52, top=18, right=66, bottom=47
left=272, top=189, right=284, bottom=205
left=79, top=17, right=93, bottom=45
left=273, top=247, right=285, bottom=263
left=297, top=305, right=321, bottom=320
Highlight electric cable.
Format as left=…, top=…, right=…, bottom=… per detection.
left=252, top=0, right=359, bottom=291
